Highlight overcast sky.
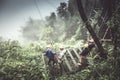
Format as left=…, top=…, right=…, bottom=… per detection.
left=0, top=0, right=68, bottom=41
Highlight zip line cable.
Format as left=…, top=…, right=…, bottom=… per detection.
left=33, top=0, right=57, bottom=19
left=33, top=0, right=43, bottom=19
left=44, top=0, right=56, bottom=9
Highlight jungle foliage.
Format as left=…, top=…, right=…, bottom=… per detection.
left=0, top=0, right=120, bottom=80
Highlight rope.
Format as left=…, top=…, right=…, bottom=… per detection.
left=33, top=0, right=43, bottom=19
left=99, top=11, right=108, bottom=28
left=102, top=26, right=110, bottom=40
left=45, top=0, right=56, bottom=8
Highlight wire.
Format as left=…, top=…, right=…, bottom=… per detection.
left=44, top=0, right=56, bottom=9
left=33, top=0, right=43, bottom=19
left=102, top=26, right=110, bottom=39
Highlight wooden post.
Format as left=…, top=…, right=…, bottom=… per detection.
left=42, top=54, right=48, bottom=79
left=67, top=50, right=77, bottom=65
left=42, top=54, right=46, bottom=69
left=76, top=0, right=107, bottom=59
left=73, top=49, right=80, bottom=60
left=64, top=55, right=73, bottom=72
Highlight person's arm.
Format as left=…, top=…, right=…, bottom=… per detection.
left=84, top=44, right=89, bottom=48
left=88, top=39, right=94, bottom=43
left=53, top=51, right=56, bottom=54
left=51, top=50, right=56, bottom=55
left=43, top=51, right=46, bottom=56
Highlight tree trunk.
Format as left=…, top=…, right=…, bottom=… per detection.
left=77, top=0, right=107, bottom=59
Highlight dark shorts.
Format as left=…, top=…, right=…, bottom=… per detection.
left=80, top=48, right=89, bottom=56
left=49, top=57, right=54, bottom=61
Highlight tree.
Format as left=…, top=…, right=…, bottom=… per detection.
left=68, top=0, right=78, bottom=16
left=46, top=12, right=56, bottom=28
left=77, top=0, right=107, bottom=59
left=109, top=0, right=120, bottom=57
left=57, top=2, right=69, bottom=20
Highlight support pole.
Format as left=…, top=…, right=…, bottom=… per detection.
left=64, top=55, right=73, bottom=72
left=67, top=50, right=77, bottom=65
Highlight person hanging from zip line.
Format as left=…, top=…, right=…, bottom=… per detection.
left=57, top=45, right=66, bottom=63
left=45, top=44, right=56, bottom=66
left=78, top=38, right=95, bottom=66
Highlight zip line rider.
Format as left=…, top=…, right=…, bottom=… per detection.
left=57, top=45, right=66, bottom=63
left=45, top=45, right=56, bottom=66
left=79, top=39, right=95, bottom=66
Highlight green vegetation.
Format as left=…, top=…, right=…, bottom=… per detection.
left=0, top=40, right=45, bottom=80
left=0, top=0, right=120, bottom=80
left=0, top=39, right=120, bottom=80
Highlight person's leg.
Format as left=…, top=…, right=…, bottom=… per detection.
left=48, top=58, right=53, bottom=66
left=48, top=58, right=51, bottom=65
left=81, top=56, right=86, bottom=64
left=78, top=55, right=86, bottom=66
left=79, top=47, right=89, bottom=65
left=79, top=55, right=82, bottom=63
left=52, top=58, right=56, bottom=66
